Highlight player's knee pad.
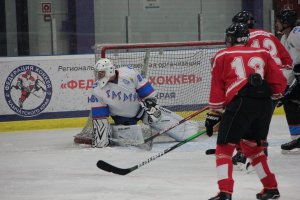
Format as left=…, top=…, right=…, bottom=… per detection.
left=216, top=144, right=236, bottom=158
left=240, top=139, right=265, bottom=160
left=111, top=124, right=144, bottom=145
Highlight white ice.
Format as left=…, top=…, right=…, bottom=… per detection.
left=0, top=115, right=299, bottom=200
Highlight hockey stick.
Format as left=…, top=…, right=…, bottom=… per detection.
left=205, top=148, right=216, bottom=155
left=276, top=79, right=298, bottom=107
left=285, top=79, right=297, bottom=97
left=97, top=128, right=207, bottom=175
left=143, top=105, right=209, bottom=144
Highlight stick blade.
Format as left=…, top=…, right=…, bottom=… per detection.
left=205, top=148, right=216, bottom=155
left=96, top=160, right=135, bottom=175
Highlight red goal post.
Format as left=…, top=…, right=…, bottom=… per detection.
left=74, top=40, right=224, bottom=145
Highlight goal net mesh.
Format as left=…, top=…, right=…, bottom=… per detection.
left=74, top=41, right=224, bottom=144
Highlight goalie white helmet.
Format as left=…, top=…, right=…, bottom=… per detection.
left=94, top=58, right=116, bottom=88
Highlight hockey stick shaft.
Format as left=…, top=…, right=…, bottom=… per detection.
left=97, top=128, right=207, bottom=175
left=143, top=105, right=209, bottom=143
left=284, top=79, right=297, bottom=97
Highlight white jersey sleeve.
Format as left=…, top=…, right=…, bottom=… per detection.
left=281, top=34, right=294, bottom=85
left=288, top=26, right=300, bottom=65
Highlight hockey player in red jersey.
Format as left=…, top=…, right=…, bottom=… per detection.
left=230, top=10, right=293, bottom=166
left=205, top=23, right=286, bottom=200
left=232, top=10, right=292, bottom=71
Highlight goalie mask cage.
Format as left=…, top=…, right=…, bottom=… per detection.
left=74, top=40, right=225, bottom=145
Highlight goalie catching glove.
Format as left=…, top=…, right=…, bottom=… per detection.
left=139, top=98, right=162, bottom=124
left=205, top=110, right=222, bottom=137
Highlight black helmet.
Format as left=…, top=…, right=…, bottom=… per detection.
left=276, top=9, right=297, bottom=27
left=232, top=10, right=255, bottom=28
left=225, top=23, right=249, bottom=46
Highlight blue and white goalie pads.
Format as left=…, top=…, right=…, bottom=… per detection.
left=111, top=124, right=145, bottom=146
left=92, top=118, right=112, bottom=148
left=148, top=107, right=200, bottom=141
left=92, top=119, right=146, bottom=147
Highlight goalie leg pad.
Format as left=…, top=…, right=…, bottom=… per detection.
left=111, top=124, right=145, bottom=146
left=92, top=119, right=112, bottom=148
left=149, top=107, right=199, bottom=141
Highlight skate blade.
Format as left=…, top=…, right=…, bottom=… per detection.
left=246, top=167, right=255, bottom=174
left=233, top=163, right=246, bottom=171
left=281, top=149, right=300, bottom=155
left=234, top=163, right=255, bottom=174
left=246, top=162, right=255, bottom=174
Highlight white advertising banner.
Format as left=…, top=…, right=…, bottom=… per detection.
left=0, top=55, right=95, bottom=121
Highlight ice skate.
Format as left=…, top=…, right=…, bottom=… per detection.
left=208, top=192, right=232, bottom=200
left=256, top=188, right=280, bottom=200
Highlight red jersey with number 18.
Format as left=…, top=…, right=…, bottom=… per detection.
left=209, top=45, right=287, bottom=110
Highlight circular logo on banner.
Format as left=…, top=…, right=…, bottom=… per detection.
left=4, top=65, right=53, bottom=117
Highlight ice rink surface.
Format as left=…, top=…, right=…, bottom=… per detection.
left=0, top=115, right=299, bottom=200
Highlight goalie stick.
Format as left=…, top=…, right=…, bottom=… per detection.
left=97, top=128, right=207, bottom=175
left=143, top=105, right=209, bottom=144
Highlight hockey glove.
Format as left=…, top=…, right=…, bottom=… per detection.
left=205, top=110, right=222, bottom=137
left=140, top=98, right=162, bottom=124
left=136, top=98, right=157, bottom=119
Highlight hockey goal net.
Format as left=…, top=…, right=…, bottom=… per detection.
left=74, top=40, right=225, bottom=145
